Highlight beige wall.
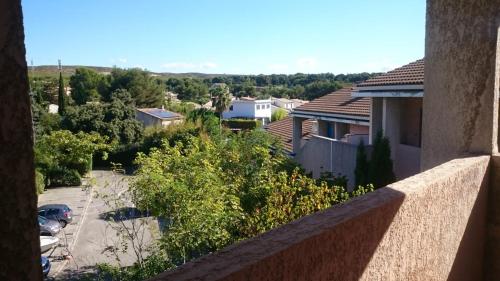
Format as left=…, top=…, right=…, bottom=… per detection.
left=151, top=156, right=490, bottom=281
left=350, top=124, right=369, bottom=135
left=422, top=0, right=500, bottom=170
left=296, top=135, right=364, bottom=189
left=400, top=98, right=422, bottom=147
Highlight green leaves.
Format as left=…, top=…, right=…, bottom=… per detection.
left=129, top=124, right=374, bottom=268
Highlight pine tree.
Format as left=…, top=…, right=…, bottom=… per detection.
left=354, top=139, right=369, bottom=187
left=57, top=72, right=66, bottom=115
left=368, top=131, right=396, bottom=188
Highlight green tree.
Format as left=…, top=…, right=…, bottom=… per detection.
left=271, top=108, right=288, bottom=122
left=35, top=130, right=109, bottom=186
left=109, top=68, right=164, bottom=107
left=211, top=84, right=231, bottom=130
left=69, top=68, right=108, bottom=105
left=354, top=139, right=369, bottom=187
left=57, top=72, right=66, bottom=115
left=368, top=131, right=396, bottom=188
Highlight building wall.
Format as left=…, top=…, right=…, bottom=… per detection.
left=350, top=124, right=369, bottom=135
left=400, top=98, right=422, bottom=147
left=152, top=155, right=490, bottom=281
left=422, top=0, right=500, bottom=170
left=297, top=135, right=366, bottom=189
left=135, top=110, right=162, bottom=127
left=223, top=100, right=272, bottom=120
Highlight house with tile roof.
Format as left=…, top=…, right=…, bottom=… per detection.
left=135, top=107, right=184, bottom=128
left=352, top=59, right=424, bottom=180
left=270, top=87, right=371, bottom=188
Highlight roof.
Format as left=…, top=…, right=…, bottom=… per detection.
left=136, top=108, right=183, bottom=120
left=265, top=117, right=314, bottom=152
left=357, top=59, right=424, bottom=87
left=293, top=88, right=370, bottom=117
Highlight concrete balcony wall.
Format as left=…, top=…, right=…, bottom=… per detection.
left=151, top=155, right=490, bottom=281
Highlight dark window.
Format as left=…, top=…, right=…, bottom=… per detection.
left=229, top=105, right=233, bottom=111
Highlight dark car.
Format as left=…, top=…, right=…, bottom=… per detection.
left=38, top=215, right=61, bottom=236
left=41, top=256, right=51, bottom=277
left=38, top=204, right=73, bottom=227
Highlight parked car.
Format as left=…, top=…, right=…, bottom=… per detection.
left=38, top=204, right=73, bottom=227
left=41, top=256, right=51, bottom=277
left=38, top=215, right=61, bottom=236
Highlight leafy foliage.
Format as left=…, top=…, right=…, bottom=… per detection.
left=165, top=78, right=210, bottom=104
left=368, top=131, right=396, bottom=188
left=271, top=108, right=288, bottom=122
left=109, top=68, right=164, bottom=107
left=69, top=67, right=109, bottom=105
left=35, top=130, right=109, bottom=186
left=57, top=72, right=66, bottom=115
left=62, top=89, right=144, bottom=146
left=128, top=125, right=374, bottom=272
left=354, top=139, right=369, bottom=187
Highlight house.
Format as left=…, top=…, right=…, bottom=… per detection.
left=272, top=97, right=296, bottom=111
left=135, top=108, right=184, bottom=128
left=352, top=59, right=424, bottom=180
left=222, top=97, right=272, bottom=125
left=265, top=116, right=314, bottom=153
left=288, top=88, right=370, bottom=186
left=48, top=104, right=58, bottom=114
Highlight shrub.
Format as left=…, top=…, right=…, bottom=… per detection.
left=354, top=139, right=369, bottom=187
left=368, top=131, right=395, bottom=188
left=271, top=108, right=288, bottom=122
left=35, top=170, right=45, bottom=194
left=222, top=119, right=261, bottom=130
left=48, top=167, right=82, bottom=186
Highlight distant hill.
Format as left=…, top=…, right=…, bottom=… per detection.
left=30, top=65, right=230, bottom=79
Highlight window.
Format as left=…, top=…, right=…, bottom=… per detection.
left=229, top=105, right=233, bottom=111
left=256, top=105, right=260, bottom=110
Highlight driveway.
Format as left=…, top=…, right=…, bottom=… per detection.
left=38, top=170, right=158, bottom=280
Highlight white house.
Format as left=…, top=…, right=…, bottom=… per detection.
left=272, top=98, right=296, bottom=111
left=222, top=97, right=272, bottom=125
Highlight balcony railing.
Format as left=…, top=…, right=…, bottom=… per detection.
left=150, top=154, right=495, bottom=281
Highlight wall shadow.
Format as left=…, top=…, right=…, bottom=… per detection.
left=151, top=187, right=405, bottom=281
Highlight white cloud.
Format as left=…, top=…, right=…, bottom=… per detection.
left=117, top=58, right=127, bottom=63
left=296, top=57, right=319, bottom=72
left=161, top=61, right=218, bottom=71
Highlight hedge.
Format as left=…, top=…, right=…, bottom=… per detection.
left=222, top=119, right=261, bottom=130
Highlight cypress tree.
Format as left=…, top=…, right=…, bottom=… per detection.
left=57, top=72, right=66, bottom=115
left=354, top=139, right=369, bottom=187
left=368, top=131, right=396, bottom=188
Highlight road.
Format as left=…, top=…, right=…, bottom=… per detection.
left=38, top=170, right=158, bottom=280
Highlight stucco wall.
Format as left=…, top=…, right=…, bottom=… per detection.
left=422, top=0, right=500, bottom=170
left=150, top=155, right=489, bottom=281
left=296, top=135, right=362, bottom=189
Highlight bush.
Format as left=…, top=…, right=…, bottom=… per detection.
left=271, top=108, right=288, bottom=122
left=35, top=170, right=46, bottom=194
left=222, top=119, right=261, bottom=130
left=48, top=167, right=82, bottom=187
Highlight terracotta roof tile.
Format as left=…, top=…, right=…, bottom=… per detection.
left=293, top=88, right=370, bottom=117
left=265, top=117, right=314, bottom=152
left=357, top=59, right=424, bottom=87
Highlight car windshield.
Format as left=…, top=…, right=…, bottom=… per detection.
left=38, top=216, right=47, bottom=224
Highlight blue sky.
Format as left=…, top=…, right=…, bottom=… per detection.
left=22, top=0, right=426, bottom=75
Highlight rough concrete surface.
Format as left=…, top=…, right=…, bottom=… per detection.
left=0, top=1, right=41, bottom=280
left=150, top=155, right=490, bottom=281
left=421, top=0, right=500, bottom=170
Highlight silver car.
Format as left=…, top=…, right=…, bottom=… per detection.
left=38, top=215, right=61, bottom=236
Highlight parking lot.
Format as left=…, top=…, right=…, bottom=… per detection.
left=38, top=170, right=158, bottom=280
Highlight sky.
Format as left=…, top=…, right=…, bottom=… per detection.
left=22, top=0, right=426, bottom=75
